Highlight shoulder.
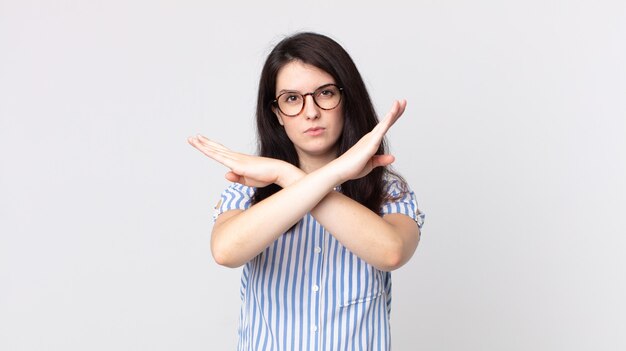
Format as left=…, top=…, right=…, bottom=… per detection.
left=382, top=173, right=409, bottom=197
left=222, top=182, right=256, bottom=198
left=212, top=183, right=256, bottom=222
left=381, top=173, right=425, bottom=228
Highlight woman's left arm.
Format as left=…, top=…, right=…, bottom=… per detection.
left=310, top=191, right=420, bottom=271
left=253, top=167, right=419, bottom=272
left=289, top=99, right=420, bottom=271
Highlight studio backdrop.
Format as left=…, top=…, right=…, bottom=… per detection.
left=1, top=1, right=624, bottom=350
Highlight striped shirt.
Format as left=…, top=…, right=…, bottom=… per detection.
left=214, top=177, right=425, bottom=351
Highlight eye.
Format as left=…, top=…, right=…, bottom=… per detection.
left=281, top=94, right=302, bottom=104
left=317, top=88, right=336, bottom=99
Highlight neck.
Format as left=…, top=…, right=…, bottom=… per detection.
left=297, top=152, right=337, bottom=173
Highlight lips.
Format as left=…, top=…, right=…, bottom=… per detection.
left=304, top=127, right=325, bottom=136
left=304, top=127, right=324, bottom=133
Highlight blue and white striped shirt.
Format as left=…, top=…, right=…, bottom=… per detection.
left=214, top=177, right=425, bottom=351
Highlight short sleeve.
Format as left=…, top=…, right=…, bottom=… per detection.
left=212, top=183, right=256, bottom=222
left=380, top=178, right=425, bottom=229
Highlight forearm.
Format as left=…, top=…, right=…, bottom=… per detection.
left=311, top=191, right=418, bottom=271
left=274, top=168, right=419, bottom=271
left=211, top=165, right=340, bottom=267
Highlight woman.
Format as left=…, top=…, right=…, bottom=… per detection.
left=189, top=32, right=424, bottom=351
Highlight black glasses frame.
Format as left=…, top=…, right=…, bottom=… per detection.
left=272, top=83, right=344, bottom=117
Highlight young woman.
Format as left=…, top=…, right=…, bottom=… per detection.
left=189, top=32, right=424, bottom=351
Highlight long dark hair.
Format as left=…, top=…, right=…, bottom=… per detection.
left=252, top=32, right=403, bottom=213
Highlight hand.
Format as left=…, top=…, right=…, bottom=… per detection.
left=187, top=135, right=298, bottom=188
left=330, top=99, right=407, bottom=181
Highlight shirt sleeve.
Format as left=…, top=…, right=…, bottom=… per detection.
left=380, top=178, right=425, bottom=229
left=212, top=183, right=255, bottom=222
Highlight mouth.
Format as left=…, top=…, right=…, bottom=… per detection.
left=304, top=127, right=325, bottom=136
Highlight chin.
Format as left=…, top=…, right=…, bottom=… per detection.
left=295, top=144, right=336, bottom=158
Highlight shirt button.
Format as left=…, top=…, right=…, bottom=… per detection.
left=312, top=325, right=318, bottom=332
left=314, top=247, right=322, bottom=254
left=312, top=285, right=319, bottom=292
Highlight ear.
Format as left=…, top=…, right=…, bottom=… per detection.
left=272, top=106, right=284, bottom=126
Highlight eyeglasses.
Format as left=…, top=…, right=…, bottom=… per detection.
left=272, top=83, right=343, bottom=117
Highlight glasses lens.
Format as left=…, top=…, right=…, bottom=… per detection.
left=314, top=85, right=341, bottom=110
left=277, top=93, right=304, bottom=116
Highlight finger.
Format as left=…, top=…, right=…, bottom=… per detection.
left=188, top=135, right=204, bottom=146
left=196, top=135, right=232, bottom=153
left=188, top=136, right=219, bottom=156
left=384, top=99, right=407, bottom=127
left=189, top=137, right=238, bottom=166
left=199, top=139, right=244, bottom=163
left=189, top=135, right=217, bottom=152
left=387, top=99, right=407, bottom=124
left=396, top=99, right=407, bottom=117
left=191, top=136, right=242, bottom=162
left=188, top=136, right=208, bottom=152
left=383, top=101, right=401, bottom=125
left=371, top=100, right=402, bottom=136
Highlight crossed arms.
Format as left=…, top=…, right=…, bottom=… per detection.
left=188, top=100, right=420, bottom=271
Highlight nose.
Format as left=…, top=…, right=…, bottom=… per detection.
left=302, top=94, right=320, bottom=119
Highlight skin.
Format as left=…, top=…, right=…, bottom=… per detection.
left=188, top=61, right=419, bottom=272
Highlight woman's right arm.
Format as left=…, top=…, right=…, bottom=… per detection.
left=187, top=139, right=319, bottom=267
left=209, top=161, right=330, bottom=268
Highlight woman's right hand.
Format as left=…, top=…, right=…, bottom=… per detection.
left=187, top=136, right=302, bottom=188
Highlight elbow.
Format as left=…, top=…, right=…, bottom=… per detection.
left=377, top=241, right=406, bottom=272
left=210, top=226, right=248, bottom=268
left=211, top=245, right=244, bottom=268
left=379, top=251, right=404, bottom=272
left=379, top=233, right=419, bottom=272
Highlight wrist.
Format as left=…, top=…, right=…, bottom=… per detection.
left=276, top=162, right=305, bottom=188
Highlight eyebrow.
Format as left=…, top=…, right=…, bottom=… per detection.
left=277, top=83, right=336, bottom=95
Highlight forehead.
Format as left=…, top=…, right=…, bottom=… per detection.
left=275, top=61, right=335, bottom=93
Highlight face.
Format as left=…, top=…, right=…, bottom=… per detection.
left=273, top=61, right=344, bottom=165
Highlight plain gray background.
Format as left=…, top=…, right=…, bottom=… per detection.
left=1, top=0, right=625, bottom=350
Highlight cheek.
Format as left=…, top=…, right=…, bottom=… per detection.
left=281, top=121, right=299, bottom=140
left=334, top=119, right=344, bottom=136
left=334, top=111, right=345, bottom=134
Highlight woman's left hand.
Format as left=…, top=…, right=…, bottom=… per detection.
left=330, top=99, right=407, bottom=182
left=188, top=136, right=298, bottom=188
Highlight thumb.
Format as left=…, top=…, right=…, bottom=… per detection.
left=370, top=154, right=395, bottom=168
left=225, top=171, right=241, bottom=183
